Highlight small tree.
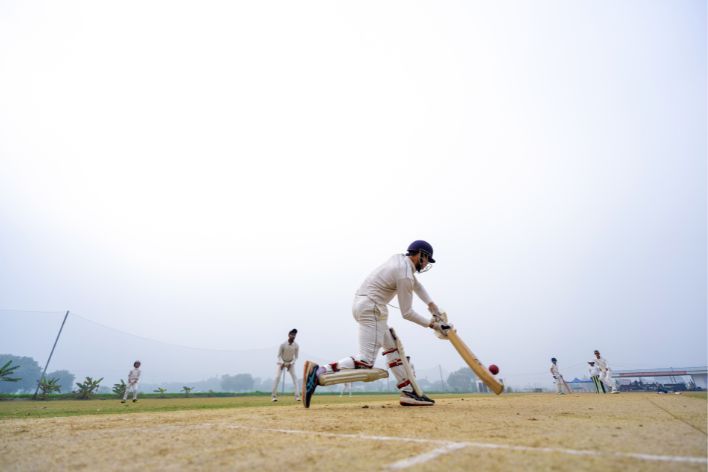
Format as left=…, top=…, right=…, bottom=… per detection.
left=181, top=386, right=193, bottom=398
left=37, top=377, right=61, bottom=400
left=447, top=367, right=477, bottom=393
left=153, top=387, right=167, bottom=398
left=75, top=377, right=104, bottom=399
left=113, top=379, right=127, bottom=398
left=0, top=360, right=21, bottom=383
left=0, top=355, right=41, bottom=394
left=47, top=370, right=75, bottom=393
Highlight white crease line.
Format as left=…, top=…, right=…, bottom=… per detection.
left=388, top=442, right=468, bottom=470
left=207, top=424, right=708, bottom=468
left=16, top=419, right=706, bottom=467
left=462, top=442, right=708, bottom=465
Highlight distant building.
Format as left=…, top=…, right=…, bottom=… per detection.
left=612, top=367, right=707, bottom=389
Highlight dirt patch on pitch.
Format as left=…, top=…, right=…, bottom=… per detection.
left=1, top=393, right=705, bottom=471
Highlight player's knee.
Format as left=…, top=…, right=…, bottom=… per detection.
left=352, top=356, right=374, bottom=369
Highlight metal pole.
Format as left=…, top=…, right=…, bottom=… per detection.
left=34, top=310, right=70, bottom=399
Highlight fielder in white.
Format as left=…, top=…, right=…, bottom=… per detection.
left=593, top=350, right=619, bottom=394
left=272, top=329, right=300, bottom=402
left=303, top=240, right=448, bottom=408
left=121, top=360, right=141, bottom=403
left=549, top=357, right=568, bottom=394
left=340, top=382, right=352, bottom=397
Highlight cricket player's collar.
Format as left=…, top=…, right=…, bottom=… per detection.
left=405, top=255, right=416, bottom=271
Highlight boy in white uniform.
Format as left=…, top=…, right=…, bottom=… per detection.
left=121, top=360, right=141, bottom=403
left=593, top=350, right=619, bottom=394
left=549, top=358, right=567, bottom=394
left=303, top=240, right=448, bottom=408
left=272, top=329, right=300, bottom=402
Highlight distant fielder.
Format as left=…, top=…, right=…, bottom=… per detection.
left=272, top=329, right=300, bottom=402
left=550, top=357, right=570, bottom=394
left=121, top=360, right=141, bottom=403
left=340, top=382, right=352, bottom=397
left=593, top=350, right=619, bottom=394
left=303, top=240, right=448, bottom=407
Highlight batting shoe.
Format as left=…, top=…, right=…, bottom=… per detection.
left=399, top=390, right=435, bottom=406
left=303, top=361, right=319, bottom=408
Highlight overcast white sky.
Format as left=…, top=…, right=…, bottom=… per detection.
left=1, top=1, right=706, bottom=388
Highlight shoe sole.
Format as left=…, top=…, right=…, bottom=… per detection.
left=400, top=400, right=434, bottom=406
left=399, top=397, right=434, bottom=407
left=303, top=361, right=319, bottom=408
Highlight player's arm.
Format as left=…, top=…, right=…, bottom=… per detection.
left=396, top=278, right=430, bottom=327
left=412, top=277, right=441, bottom=316
left=277, top=344, right=284, bottom=364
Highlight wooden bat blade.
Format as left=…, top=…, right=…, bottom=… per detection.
left=446, top=330, right=504, bottom=395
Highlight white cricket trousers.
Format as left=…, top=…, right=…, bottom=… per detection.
left=271, top=363, right=299, bottom=397
left=600, top=369, right=617, bottom=392
left=554, top=377, right=564, bottom=394
left=330, top=296, right=413, bottom=392
left=123, top=382, right=138, bottom=400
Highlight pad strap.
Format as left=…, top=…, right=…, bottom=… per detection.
left=397, top=379, right=411, bottom=389
left=353, top=358, right=373, bottom=369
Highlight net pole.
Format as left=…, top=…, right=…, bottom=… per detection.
left=33, top=310, right=70, bottom=399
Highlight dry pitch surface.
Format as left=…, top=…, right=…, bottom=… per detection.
left=1, top=393, right=706, bottom=471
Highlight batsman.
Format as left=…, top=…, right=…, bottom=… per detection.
left=303, top=240, right=449, bottom=407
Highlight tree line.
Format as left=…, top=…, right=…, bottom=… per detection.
left=1, top=353, right=498, bottom=397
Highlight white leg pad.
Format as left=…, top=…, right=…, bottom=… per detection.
left=386, top=327, right=423, bottom=396
left=318, top=368, right=388, bottom=386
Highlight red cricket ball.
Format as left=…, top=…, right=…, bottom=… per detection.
left=488, top=364, right=499, bottom=375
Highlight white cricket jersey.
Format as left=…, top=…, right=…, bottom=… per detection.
left=595, top=357, right=609, bottom=372
left=550, top=364, right=560, bottom=378
left=128, top=368, right=141, bottom=384
left=355, top=254, right=433, bottom=327
left=278, top=341, right=299, bottom=363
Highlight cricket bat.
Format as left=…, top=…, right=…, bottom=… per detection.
left=445, top=329, right=504, bottom=395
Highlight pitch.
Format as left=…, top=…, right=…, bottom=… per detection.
left=1, top=393, right=706, bottom=471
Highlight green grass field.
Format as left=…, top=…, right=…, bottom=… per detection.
left=1, top=390, right=705, bottom=420
left=0, top=393, right=401, bottom=419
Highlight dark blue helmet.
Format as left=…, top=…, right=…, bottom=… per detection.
left=407, top=240, right=436, bottom=263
